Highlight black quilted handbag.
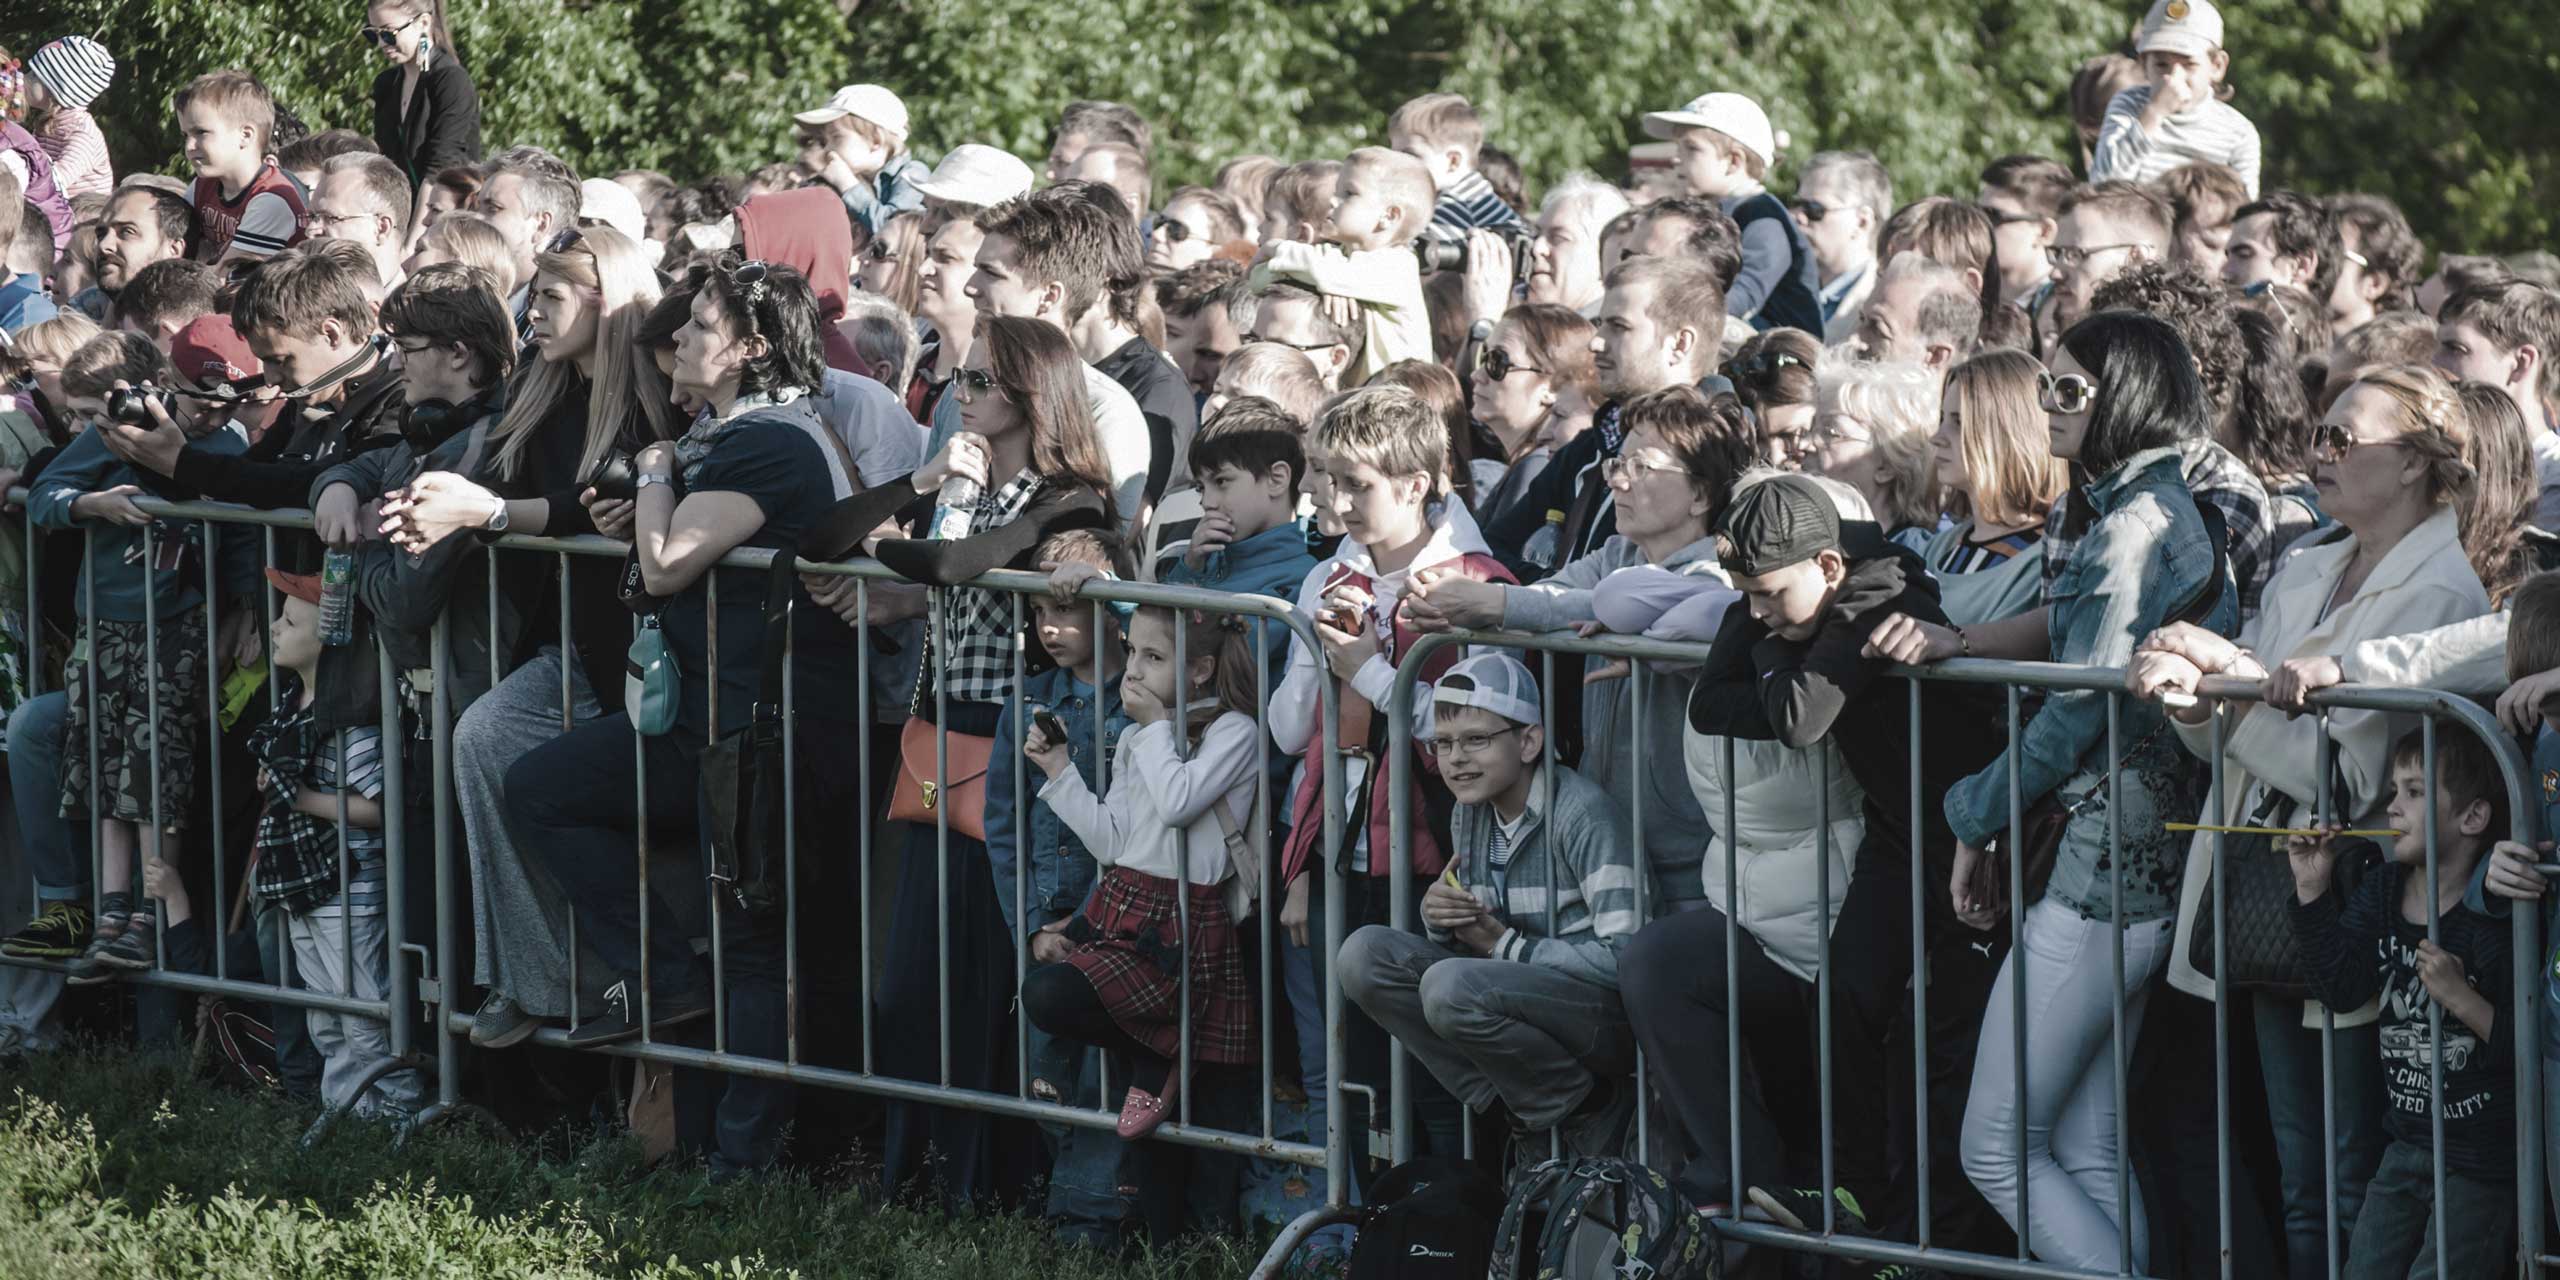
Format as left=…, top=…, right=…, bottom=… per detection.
left=2185, top=769, right=2358, bottom=999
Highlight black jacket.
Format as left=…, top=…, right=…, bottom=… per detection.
left=372, top=55, right=484, bottom=189
left=1686, top=532, right=2001, bottom=861
left=1091, top=337, right=1197, bottom=505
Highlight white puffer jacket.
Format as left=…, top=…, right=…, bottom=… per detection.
left=1684, top=723, right=1866, bottom=982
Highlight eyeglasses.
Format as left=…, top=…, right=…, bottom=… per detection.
left=1790, top=199, right=1833, bottom=224
left=1985, top=208, right=2043, bottom=228
left=2045, top=242, right=2146, bottom=272
left=359, top=15, right=421, bottom=45
left=1242, top=332, right=1339, bottom=354
left=1157, top=217, right=1194, bottom=244
left=1478, top=346, right=1544, bottom=380
left=2039, top=370, right=2097, bottom=415
left=1600, top=453, right=1686, bottom=487
left=2308, top=422, right=2410, bottom=464
left=313, top=209, right=376, bottom=231
left=1418, top=724, right=1521, bottom=758
left=951, top=367, right=998, bottom=404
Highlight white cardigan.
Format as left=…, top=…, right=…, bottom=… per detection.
left=1042, top=711, right=1261, bottom=897
left=2164, top=506, right=2490, bottom=1023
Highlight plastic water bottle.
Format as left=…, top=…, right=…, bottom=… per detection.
left=318, top=548, right=356, bottom=647
left=929, top=474, right=981, bottom=541
left=1521, top=509, right=1566, bottom=573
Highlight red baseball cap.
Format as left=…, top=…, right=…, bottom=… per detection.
left=264, top=567, right=323, bottom=605
left=169, top=315, right=265, bottom=391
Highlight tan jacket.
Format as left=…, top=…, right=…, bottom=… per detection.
left=2164, top=506, right=2489, bottom=1025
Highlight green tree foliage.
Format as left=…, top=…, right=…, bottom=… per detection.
left=6, top=0, right=2548, bottom=251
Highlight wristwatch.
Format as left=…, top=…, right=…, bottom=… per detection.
left=483, top=493, right=510, bottom=533
left=1467, top=318, right=1497, bottom=344
left=636, top=473, right=673, bottom=493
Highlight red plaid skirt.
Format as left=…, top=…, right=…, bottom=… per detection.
left=1065, top=866, right=1256, bottom=1064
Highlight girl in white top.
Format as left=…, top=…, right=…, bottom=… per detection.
left=1020, top=603, right=1263, bottom=1143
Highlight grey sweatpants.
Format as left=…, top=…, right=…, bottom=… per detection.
left=1337, top=924, right=1633, bottom=1131
left=455, top=650, right=603, bottom=1018
left=288, top=903, right=424, bottom=1118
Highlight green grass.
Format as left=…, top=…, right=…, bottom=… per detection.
left=0, top=1043, right=1258, bottom=1279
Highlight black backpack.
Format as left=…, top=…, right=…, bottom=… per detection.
left=1346, top=1157, right=1507, bottom=1280
left=1489, top=1158, right=1716, bottom=1280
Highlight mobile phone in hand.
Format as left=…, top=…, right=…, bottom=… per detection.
left=1030, top=708, right=1068, bottom=748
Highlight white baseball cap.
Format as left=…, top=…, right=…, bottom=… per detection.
left=1641, top=91, right=1776, bottom=171
left=1431, top=653, right=1544, bottom=728
left=913, top=143, right=1036, bottom=207
left=578, top=178, right=645, bottom=241
left=2136, top=0, right=2225, bottom=58
left=794, top=84, right=910, bottom=141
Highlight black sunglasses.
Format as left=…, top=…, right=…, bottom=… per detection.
left=1479, top=346, right=1545, bottom=380
left=358, top=15, right=420, bottom=45
left=1731, top=348, right=1810, bottom=380
left=952, top=367, right=999, bottom=403
left=1157, top=217, right=1194, bottom=244
left=1242, top=332, right=1338, bottom=354
left=1790, top=198, right=1834, bottom=223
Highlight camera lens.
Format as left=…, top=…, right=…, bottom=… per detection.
left=1413, top=238, right=1464, bottom=273
left=108, top=386, right=157, bottom=425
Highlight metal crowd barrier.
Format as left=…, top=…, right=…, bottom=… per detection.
left=1356, top=626, right=2546, bottom=1280
left=4, top=492, right=2550, bottom=1280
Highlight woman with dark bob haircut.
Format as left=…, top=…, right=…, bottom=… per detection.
left=506, top=252, right=864, bottom=1176
left=1899, top=309, right=2241, bottom=1270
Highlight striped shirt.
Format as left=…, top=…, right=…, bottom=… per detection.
left=36, top=108, right=112, bottom=199
left=1427, top=168, right=1524, bottom=239
left=189, top=163, right=310, bottom=263
left=1932, top=525, right=2042, bottom=577
left=2090, top=87, right=2263, bottom=196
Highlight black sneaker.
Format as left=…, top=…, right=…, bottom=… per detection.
left=1744, top=1184, right=1870, bottom=1234
left=561, top=978, right=711, bottom=1048
left=470, top=993, right=544, bottom=1050
left=1863, top=1263, right=1948, bottom=1280
left=1, top=901, right=91, bottom=959
left=97, top=916, right=159, bottom=971
left=63, top=934, right=121, bottom=986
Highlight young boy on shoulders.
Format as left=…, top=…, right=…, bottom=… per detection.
left=793, top=84, right=929, bottom=237
left=1337, top=651, right=1645, bottom=1160
left=2287, top=728, right=2516, bottom=1280
left=1639, top=90, right=1820, bottom=334
left=1386, top=92, right=1524, bottom=241
left=1248, top=148, right=1436, bottom=382
left=173, top=71, right=308, bottom=264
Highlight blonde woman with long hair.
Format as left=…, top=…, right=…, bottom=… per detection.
left=374, top=223, right=681, bottom=1047
left=1926, top=348, right=2071, bottom=624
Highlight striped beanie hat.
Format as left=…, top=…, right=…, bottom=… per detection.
left=29, top=37, right=115, bottom=111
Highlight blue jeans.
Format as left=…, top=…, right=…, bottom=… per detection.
left=2254, top=994, right=2388, bottom=1280
left=1007, top=901, right=1129, bottom=1243
left=2340, top=1139, right=2512, bottom=1280
left=7, top=690, right=83, bottom=900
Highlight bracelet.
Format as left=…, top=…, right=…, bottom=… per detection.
left=636, top=473, right=672, bottom=492
left=1957, top=626, right=1972, bottom=658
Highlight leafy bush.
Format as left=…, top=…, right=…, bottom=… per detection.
left=3, top=0, right=2548, bottom=251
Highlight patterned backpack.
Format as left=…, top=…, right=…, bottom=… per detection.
left=1488, top=1158, right=1717, bottom=1280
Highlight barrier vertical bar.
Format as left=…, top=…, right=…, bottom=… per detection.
left=1318, top=623, right=1351, bottom=1205
left=2315, top=712, right=2340, bottom=1280
left=427, top=618, right=454, bottom=1105
left=2211, top=704, right=2233, bottom=1279
left=1173, top=603, right=1193, bottom=1129
left=1626, top=658, right=1648, bottom=1166
left=140, top=521, right=164, bottom=968
left=1815, top=739, right=1834, bottom=1234
left=1255, top=621, right=1274, bottom=1144
left=1723, top=730, right=1742, bottom=1222
left=204, top=522, right=228, bottom=984
left=1008, top=591, right=1027, bottom=1099
left=382, top=631, right=413, bottom=1077
left=855, top=576, right=874, bottom=1074
left=932, top=588, right=951, bottom=1086
left=2006, top=683, right=2029, bottom=1259
left=705, top=574, right=726, bottom=1055
left=2106, top=692, right=2129, bottom=1273
left=2422, top=716, right=2447, bottom=1280
left=1909, top=677, right=1931, bottom=1249
left=782, top=568, right=800, bottom=1067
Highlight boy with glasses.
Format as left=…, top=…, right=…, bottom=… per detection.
left=1336, top=651, right=1645, bottom=1163
left=1978, top=155, right=2073, bottom=308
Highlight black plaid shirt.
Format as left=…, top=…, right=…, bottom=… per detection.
left=2042, top=439, right=2276, bottom=617
left=929, top=469, right=1047, bottom=707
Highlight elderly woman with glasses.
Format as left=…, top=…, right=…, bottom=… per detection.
left=363, top=0, right=483, bottom=205
left=2128, top=362, right=2488, bottom=1280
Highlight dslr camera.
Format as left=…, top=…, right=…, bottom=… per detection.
left=1413, top=225, right=1536, bottom=285
left=107, top=384, right=171, bottom=426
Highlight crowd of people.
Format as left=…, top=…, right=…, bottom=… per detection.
left=2, top=0, right=2560, bottom=1273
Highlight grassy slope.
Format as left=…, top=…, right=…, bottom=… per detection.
left=0, top=1044, right=1256, bottom=1280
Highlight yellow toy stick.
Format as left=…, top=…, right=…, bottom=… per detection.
left=2166, top=823, right=2403, bottom=838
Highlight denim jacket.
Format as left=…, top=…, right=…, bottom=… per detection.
left=986, top=666, right=1129, bottom=941
left=1945, top=446, right=2238, bottom=923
